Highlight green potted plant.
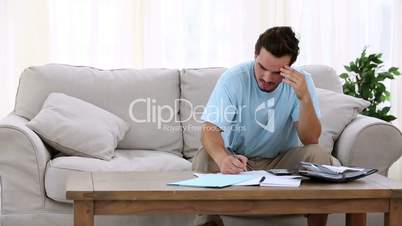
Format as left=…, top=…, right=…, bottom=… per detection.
left=340, top=48, right=400, bottom=122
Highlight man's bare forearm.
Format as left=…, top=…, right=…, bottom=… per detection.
left=298, top=96, right=321, bottom=144
left=280, top=66, right=321, bottom=144
left=201, top=122, right=229, bottom=165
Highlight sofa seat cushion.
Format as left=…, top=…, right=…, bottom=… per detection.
left=45, top=150, right=191, bottom=203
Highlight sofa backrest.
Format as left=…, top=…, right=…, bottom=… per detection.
left=15, top=63, right=342, bottom=159
left=180, top=65, right=342, bottom=159
left=15, top=64, right=183, bottom=156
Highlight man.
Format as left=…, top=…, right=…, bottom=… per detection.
left=192, top=27, right=336, bottom=226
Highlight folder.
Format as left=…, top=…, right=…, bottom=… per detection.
left=298, top=162, right=377, bottom=182
left=168, top=174, right=257, bottom=188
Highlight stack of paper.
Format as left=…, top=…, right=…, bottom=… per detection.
left=260, top=174, right=301, bottom=187
left=231, top=171, right=301, bottom=187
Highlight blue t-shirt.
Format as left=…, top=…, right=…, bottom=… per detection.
left=201, top=61, right=321, bottom=158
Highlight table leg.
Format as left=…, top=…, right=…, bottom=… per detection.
left=74, top=200, right=94, bottom=226
left=385, top=199, right=402, bottom=226
left=346, top=213, right=366, bottom=226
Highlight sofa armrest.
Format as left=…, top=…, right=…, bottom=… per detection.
left=0, top=113, right=51, bottom=213
left=333, top=115, right=402, bottom=176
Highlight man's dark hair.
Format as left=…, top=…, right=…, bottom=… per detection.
left=254, top=26, right=299, bottom=65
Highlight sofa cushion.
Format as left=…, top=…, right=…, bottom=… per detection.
left=27, top=93, right=129, bottom=160
left=180, top=68, right=226, bottom=159
left=317, top=88, right=370, bottom=151
left=15, top=64, right=182, bottom=155
left=45, top=149, right=192, bottom=203
left=180, top=65, right=346, bottom=159
left=300, top=65, right=343, bottom=93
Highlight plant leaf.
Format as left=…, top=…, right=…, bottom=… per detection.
left=382, top=115, right=397, bottom=122
left=380, top=106, right=391, bottom=114
left=340, top=73, right=349, bottom=79
left=389, top=67, right=401, bottom=75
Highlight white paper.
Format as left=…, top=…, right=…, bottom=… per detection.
left=193, top=172, right=209, bottom=177
left=234, top=176, right=265, bottom=185
left=322, top=165, right=364, bottom=173
left=260, top=175, right=301, bottom=187
left=193, top=170, right=301, bottom=187
left=193, top=170, right=267, bottom=178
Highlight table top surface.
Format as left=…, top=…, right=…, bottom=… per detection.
left=66, top=171, right=402, bottom=201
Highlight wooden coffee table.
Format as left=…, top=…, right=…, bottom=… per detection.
left=66, top=171, right=402, bottom=226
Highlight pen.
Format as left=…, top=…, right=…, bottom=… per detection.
left=259, top=176, right=266, bottom=183
left=227, top=147, right=255, bottom=171
left=227, top=147, right=246, bottom=171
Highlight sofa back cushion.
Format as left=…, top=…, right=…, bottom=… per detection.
left=180, top=65, right=343, bottom=159
left=300, top=65, right=342, bottom=93
left=180, top=68, right=226, bottom=159
left=26, top=93, right=130, bottom=160
left=15, top=64, right=182, bottom=155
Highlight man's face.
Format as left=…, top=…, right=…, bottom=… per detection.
left=254, top=48, right=292, bottom=92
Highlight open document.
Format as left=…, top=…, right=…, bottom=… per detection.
left=168, top=170, right=302, bottom=188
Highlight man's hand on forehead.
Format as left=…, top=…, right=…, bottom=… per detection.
left=280, top=66, right=310, bottom=101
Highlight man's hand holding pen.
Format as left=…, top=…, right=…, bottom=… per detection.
left=218, top=148, right=254, bottom=174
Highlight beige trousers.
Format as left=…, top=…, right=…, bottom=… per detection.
left=192, top=144, right=338, bottom=226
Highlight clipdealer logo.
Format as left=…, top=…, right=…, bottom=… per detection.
left=129, top=98, right=179, bottom=129
left=128, top=97, right=275, bottom=132
left=128, top=98, right=244, bottom=130
left=254, top=97, right=275, bottom=132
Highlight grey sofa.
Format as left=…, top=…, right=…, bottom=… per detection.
left=0, top=63, right=401, bottom=226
